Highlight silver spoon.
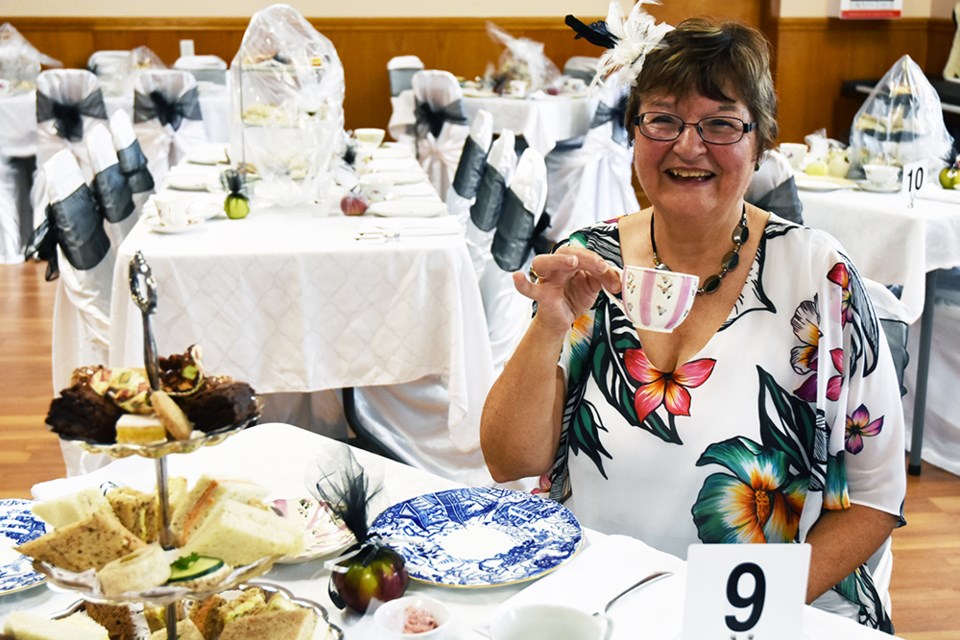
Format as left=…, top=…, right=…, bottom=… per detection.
left=595, top=570, right=674, bottom=617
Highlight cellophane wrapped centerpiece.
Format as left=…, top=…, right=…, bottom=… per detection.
left=230, top=4, right=345, bottom=208
left=0, top=22, right=62, bottom=95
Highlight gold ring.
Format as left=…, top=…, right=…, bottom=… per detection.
left=529, top=267, right=544, bottom=283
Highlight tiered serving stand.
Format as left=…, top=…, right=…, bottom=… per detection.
left=33, top=252, right=337, bottom=639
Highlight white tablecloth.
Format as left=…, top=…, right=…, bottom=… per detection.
left=108, top=196, right=494, bottom=457
left=799, top=184, right=960, bottom=324
left=3, top=423, right=900, bottom=639
left=462, top=93, right=595, bottom=156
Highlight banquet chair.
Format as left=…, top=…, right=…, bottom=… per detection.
left=0, top=159, right=22, bottom=264
left=386, top=55, right=424, bottom=153
left=466, top=129, right=518, bottom=279
left=87, top=50, right=134, bottom=96
left=544, top=78, right=638, bottom=245
left=411, top=70, right=470, bottom=196
left=562, top=56, right=599, bottom=84
left=903, top=268, right=960, bottom=476
left=86, top=123, right=137, bottom=249
left=745, top=149, right=803, bottom=224
left=445, top=109, right=493, bottom=231
left=109, top=108, right=155, bottom=202
left=132, top=69, right=207, bottom=183
left=32, top=69, right=108, bottom=230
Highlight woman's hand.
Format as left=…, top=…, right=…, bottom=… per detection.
left=513, top=245, right=622, bottom=335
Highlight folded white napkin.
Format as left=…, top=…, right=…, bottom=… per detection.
left=489, top=535, right=686, bottom=640
left=43, top=150, right=85, bottom=203
left=85, top=123, right=119, bottom=173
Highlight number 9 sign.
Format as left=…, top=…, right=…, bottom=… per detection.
left=682, top=544, right=810, bottom=640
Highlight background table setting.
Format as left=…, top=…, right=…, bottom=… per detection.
left=0, top=423, right=904, bottom=639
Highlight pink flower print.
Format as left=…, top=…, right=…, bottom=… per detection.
left=845, top=404, right=884, bottom=454
left=827, top=262, right=852, bottom=326
left=625, top=348, right=716, bottom=423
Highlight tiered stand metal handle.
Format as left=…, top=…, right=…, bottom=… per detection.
left=128, top=251, right=178, bottom=640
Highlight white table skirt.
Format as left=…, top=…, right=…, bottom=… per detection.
left=108, top=206, right=494, bottom=454
left=5, top=423, right=900, bottom=639
left=799, top=185, right=960, bottom=324
left=462, top=94, right=595, bottom=156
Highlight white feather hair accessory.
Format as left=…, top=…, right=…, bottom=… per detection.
left=594, top=0, right=674, bottom=87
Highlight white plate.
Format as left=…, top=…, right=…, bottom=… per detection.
left=367, top=146, right=415, bottom=160
left=462, top=88, right=497, bottom=98
left=271, top=497, right=355, bottom=564
left=857, top=181, right=901, bottom=193
left=794, top=174, right=857, bottom=191
left=186, top=144, right=230, bottom=165
left=369, top=487, right=582, bottom=587
left=165, top=173, right=220, bottom=192
left=367, top=200, right=447, bottom=218
left=0, top=499, right=49, bottom=595
left=143, top=216, right=205, bottom=234
left=363, top=170, right=427, bottom=186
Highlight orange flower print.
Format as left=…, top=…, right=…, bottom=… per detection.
left=624, top=348, right=715, bottom=423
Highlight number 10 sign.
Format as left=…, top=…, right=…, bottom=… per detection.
left=681, top=543, right=811, bottom=640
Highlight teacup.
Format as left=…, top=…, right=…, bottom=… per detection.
left=615, top=265, right=699, bottom=333
left=506, top=79, right=528, bottom=98
left=355, top=127, right=386, bottom=149
left=491, top=604, right=610, bottom=640
left=152, top=194, right=190, bottom=229
left=863, top=163, right=900, bottom=188
left=779, top=142, right=807, bottom=170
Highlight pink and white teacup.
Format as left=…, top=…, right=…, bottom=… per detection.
left=612, top=265, right=699, bottom=333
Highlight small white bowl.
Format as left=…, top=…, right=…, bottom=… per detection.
left=373, top=594, right=451, bottom=638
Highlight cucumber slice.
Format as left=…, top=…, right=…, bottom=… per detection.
left=167, top=554, right=224, bottom=583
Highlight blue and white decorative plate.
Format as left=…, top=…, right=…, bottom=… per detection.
left=369, top=487, right=582, bottom=587
left=0, top=498, right=49, bottom=595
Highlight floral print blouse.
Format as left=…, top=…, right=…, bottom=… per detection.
left=547, top=215, right=906, bottom=629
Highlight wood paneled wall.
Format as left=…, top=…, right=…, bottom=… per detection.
left=5, top=12, right=950, bottom=142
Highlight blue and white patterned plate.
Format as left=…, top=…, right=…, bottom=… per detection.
left=0, top=498, right=49, bottom=595
left=369, top=487, right=582, bottom=588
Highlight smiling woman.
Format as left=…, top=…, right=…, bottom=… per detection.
left=480, top=9, right=907, bottom=633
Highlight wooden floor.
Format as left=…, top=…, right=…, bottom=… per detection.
left=1, top=259, right=958, bottom=637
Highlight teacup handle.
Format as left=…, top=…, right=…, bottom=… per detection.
left=592, top=612, right=613, bottom=640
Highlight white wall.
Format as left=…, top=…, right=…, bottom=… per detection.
left=0, top=0, right=613, bottom=18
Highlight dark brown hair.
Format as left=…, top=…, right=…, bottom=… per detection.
left=625, top=18, right=778, bottom=159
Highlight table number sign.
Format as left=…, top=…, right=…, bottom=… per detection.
left=681, top=543, right=810, bottom=640
left=839, top=0, right=902, bottom=20
left=901, top=160, right=925, bottom=204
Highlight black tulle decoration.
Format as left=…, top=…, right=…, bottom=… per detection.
left=311, top=449, right=381, bottom=543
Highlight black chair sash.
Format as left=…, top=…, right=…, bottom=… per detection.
left=26, top=185, right=110, bottom=279
left=747, top=177, right=804, bottom=225
left=133, top=86, right=202, bottom=131
left=414, top=99, right=467, bottom=139
left=452, top=136, right=489, bottom=199
left=492, top=189, right=544, bottom=272
left=590, top=95, right=628, bottom=145
left=36, top=89, right=108, bottom=143
left=92, top=164, right=135, bottom=223
left=469, top=166, right=508, bottom=232
left=24, top=218, right=60, bottom=281
left=117, top=142, right=155, bottom=193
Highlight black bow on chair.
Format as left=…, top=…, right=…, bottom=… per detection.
left=117, top=142, right=155, bottom=194
left=133, top=86, right=202, bottom=131
left=25, top=185, right=110, bottom=280
left=591, top=95, right=629, bottom=145
left=491, top=189, right=552, bottom=272
left=452, top=136, right=490, bottom=199
left=36, top=89, right=108, bottom=142
left=414, top=99, right=467, bottom=139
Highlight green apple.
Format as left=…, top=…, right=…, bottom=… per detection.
left=224, top=193, right=250, bottom=219
left=939, top=166, right=960, bottom=190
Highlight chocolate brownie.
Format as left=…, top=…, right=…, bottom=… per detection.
left=45, top=383, right=122, bottom=443
left=173, top=378, right=258, bottom=432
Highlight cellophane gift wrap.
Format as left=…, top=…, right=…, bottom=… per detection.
left=229, top=4, right=345, bottom=208
left=0, top=23, right=61, bottom=95
left=848, top=54, right=954, bottom=175
left=485, top=22, right=560, bottom=94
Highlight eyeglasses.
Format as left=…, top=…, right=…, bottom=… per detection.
left=634, top=112, right=758, bottom=145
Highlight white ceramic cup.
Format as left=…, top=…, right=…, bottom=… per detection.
left=491, top=605, right=610, bottom=640
left=615, top=265, right=699, bottom=333
left=506, top=79, right=528, bottom=98
left=152, top=194, right=190, bottom=228
left=355, top=127, right=386, bottom=148
left=863, top=163, right=900, bottom=187
left=779, top=142, right=807, bottom=170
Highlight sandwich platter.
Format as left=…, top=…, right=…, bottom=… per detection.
left=369, top=487, right=582, bottom=587
left=0, top=499, right=48, bottom=595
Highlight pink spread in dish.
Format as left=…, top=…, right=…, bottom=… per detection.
left=403, top=606, right=439, bottom=634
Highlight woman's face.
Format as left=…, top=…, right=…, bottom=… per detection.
left=633, top=89, right=758, bottom=223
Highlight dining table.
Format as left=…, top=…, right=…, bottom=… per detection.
left=0, top=422, right=904, bottom=639
left=461, top=90, right=596, bottom=157
left=797, top=182, right=960, bottom=474
left=105, top=156, right=497, bottom=485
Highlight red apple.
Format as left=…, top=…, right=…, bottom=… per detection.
left=330, top=543, right=408, bottom=613
left=340, top=189, right=369, bottom=216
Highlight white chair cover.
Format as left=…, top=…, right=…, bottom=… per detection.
left=482, top=147, right=547, bottom=372
left=44, top=150, right=115, bottom=476
left=33, top=69, right=108, bottom=230
left=745, top=149, right=803, bottom=224
left=0, top=159, right=22, bottom=264
left=87, top=50, right=134, bottom=96
left=387, top=54, right=424, bottom=96
left=563, top=55, right=599, bottom=84
left=445, top=109, right=493, bottom=232
left=544, top=79, right=638, bottom=245
left=412, top=70, right=470, bottom=196
left=465, top=129, right=517, bottom=279
left=173, top=55, right=228, bottom=85
left=132, top=69, right=207, bottom=183
left=86, top=123, right=137, bottom=247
